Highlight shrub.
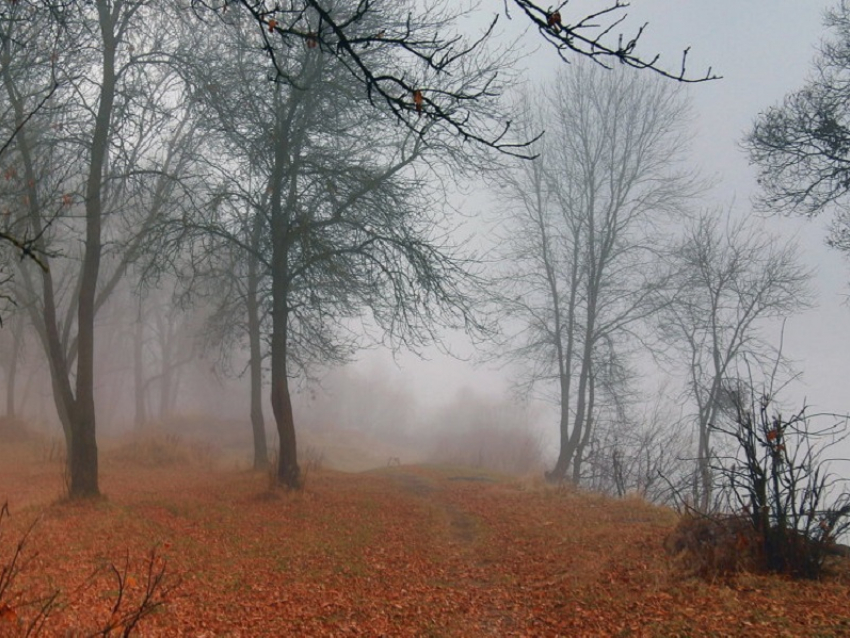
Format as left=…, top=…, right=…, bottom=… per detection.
left=665, top=512, right=769, bottom=578
left=667, top=384, right=850, bottom=579
left=0, top=502, right=56, bottom=635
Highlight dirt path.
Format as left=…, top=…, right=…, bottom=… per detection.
left=385, top=467, right=482, bottom=545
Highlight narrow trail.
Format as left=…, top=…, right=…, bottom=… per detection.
left=384, top=467, right=483, bottom=546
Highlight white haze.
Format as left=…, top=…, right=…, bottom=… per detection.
left=359, top=0, right=850, bottom=453
left=3, top=1, right=850, bottom=475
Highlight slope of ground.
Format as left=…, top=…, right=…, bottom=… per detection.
left=1, top=443, right=849, bottom=637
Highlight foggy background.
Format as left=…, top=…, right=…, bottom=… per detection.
left=333, top=0, right=850, bottom=462
left=1, top=0, right=848, bottom=476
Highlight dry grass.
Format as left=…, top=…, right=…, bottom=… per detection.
left=104, top=430, right=221, bottom=469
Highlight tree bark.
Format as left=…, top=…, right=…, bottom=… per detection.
left=247, top=216, right=269, bottom=470
left=133, top=307, right=147, bottom=429
left=572, top=369, right=596, bottom=484
left=4, top=318, right=21, bottom=418
left=270, top=253, right=298, bottom=487
left=268, top=80, right=304, bottom=489
left=67, top=0, right=119, bottom=498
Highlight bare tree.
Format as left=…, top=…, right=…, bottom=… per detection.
left=747, top=2, right=850, bottom=216
left=0, top=2, right=59, bottom=309
left=208, top=0, right=718, bottom=98
left=0, top=0, right=716, bottom=496
left=2, top=1, right=197, bottom=497
left=659, top=211, right=812, bottom=511
left=745, top=0, right=850, bottom=262
left=492, top=61, right=698, bottom=485
left=159, top=3, right=492, bottom=488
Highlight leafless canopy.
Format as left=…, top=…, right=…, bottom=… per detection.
left=746, top=1, right=850, bottom=218
left=191, top=0, right=717, bottom=159
left=508, top=0, right=716, bottom=82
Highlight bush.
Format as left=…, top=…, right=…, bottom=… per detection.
left=668, top=384, right=850, bottom=579
left=0, top=501, right=56, bottom=635
left=665, top=512, right=762, bottom=577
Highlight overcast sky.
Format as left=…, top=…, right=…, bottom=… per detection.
left=347, top=1, right=850, bottom=433
left=630, top=0, right=849, bottom=415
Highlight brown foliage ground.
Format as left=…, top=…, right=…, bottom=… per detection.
left=1, top=442, right=849, bottom=637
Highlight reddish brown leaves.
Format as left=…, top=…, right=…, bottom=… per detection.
left=2, top=450, right=850, bottom=636
left=0, top=604, right=17, bottom=624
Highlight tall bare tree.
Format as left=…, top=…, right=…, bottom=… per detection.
left=659, top=211, right=812, bottom=510
left=161, top=2, right=495, bottom=487
left=1, top=1, right=197, bottom=497
left=492, top=62, right=699, bottom=484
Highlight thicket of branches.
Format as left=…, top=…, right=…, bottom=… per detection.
left=666, top=380, right=850, bottom=579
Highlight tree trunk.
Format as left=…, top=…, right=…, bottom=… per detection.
left=547, top=390, right=572, bottom=482
left=533, top=168, right=579, bottom=485
left=66, top=401, right=99, bottom=497
left=270, top=225, right=299, bottom=487
left=572, top=370, right=596, bottom=484
left=133, top=305, right=147, bottom=429
left=170, top=363, right=182, bottom=416
left=67, top=0, right=119, bottom=498
left=156, top=312, right=171, bottom=421
left=247, top=220, right=268, bottom=470
left=270, top=289, right=298, bottom=487
left=557, top=329, right=595, bottom=479
left=4, top=318, right=20, bottom=418
left=271, top=362, right=299, bottom=487
left=697, top=412, right=713, bottom=511
left=249, top=346, right=268, bottom=470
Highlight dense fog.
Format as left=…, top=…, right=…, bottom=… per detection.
left=0, top=0, right=845, bottom=518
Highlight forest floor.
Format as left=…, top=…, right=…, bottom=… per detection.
left=1, top=438, right=850, bottom=637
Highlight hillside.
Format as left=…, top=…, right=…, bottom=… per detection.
left=1, top=442, right=849, bottom=636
